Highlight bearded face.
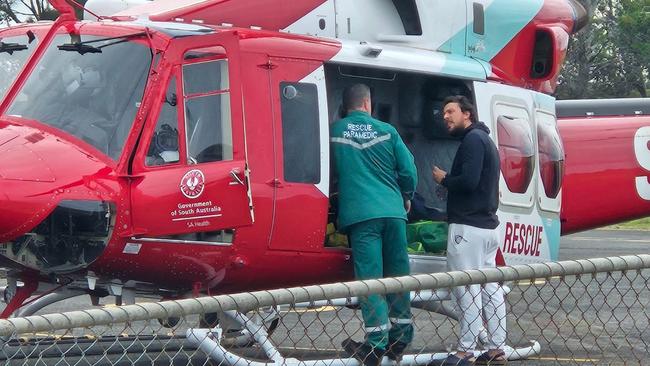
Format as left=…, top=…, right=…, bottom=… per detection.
left=443, top=102, right=471, bottom=137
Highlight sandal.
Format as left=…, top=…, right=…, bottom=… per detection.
left=474, top=349, right=507, bottom=365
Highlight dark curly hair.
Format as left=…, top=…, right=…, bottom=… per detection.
left=442, top=95, right=478, bottom=124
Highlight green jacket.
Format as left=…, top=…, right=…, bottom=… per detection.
left=331, top=111, right=417, bottom=231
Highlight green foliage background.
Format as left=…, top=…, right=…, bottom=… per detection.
left=556, top=0, right=650, bottom=99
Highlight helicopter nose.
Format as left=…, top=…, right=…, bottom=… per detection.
left=0, top=139, right=60, bottom=238
left=0, top=119, right=118, bottom=273
left=0, top=187, right=48, bottom=241
left=0, top=190, right=114, bottom=273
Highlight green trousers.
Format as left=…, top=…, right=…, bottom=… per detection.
left=348, top=218, right=414, bottom=349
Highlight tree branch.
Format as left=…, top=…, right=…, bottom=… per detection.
left=0, top=0, right=22, bottom=23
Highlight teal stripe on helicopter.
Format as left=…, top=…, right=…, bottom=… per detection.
left=543, top=217, right=561, bottom=261
left=437, top=53, right=489, bottom=80
left=440, top=0, right=544, bottom=76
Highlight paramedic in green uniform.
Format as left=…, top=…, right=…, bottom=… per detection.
left=331, top=84, right=418, bottom=366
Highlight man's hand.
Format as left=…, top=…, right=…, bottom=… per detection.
left=432, top=166, right=447, bottom=184
left=404, top=199, right=411, bottom=214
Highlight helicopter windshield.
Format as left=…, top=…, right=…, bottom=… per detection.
left=0, top=33, right=39, bottom=101
left=7, top=32, right=151, bottom=160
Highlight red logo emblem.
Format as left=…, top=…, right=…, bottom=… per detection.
left=180, top=169, right=205, bottom=199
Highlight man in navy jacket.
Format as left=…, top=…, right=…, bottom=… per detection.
left=433, top=95, right=507, bottom=366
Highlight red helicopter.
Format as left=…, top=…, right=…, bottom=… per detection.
left=0, top=0, right=647, bottom=320
left=557, top=98, right=650, bottom=234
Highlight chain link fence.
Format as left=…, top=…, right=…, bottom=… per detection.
left=0, top=255, right=649, bottom=365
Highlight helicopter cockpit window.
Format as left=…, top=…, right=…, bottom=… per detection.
left=0, top=32, right=39, bottom=101
left=6, top=33, right=151, bottom=160
left=147, top=77, right=180, bottom=166
left=184, top=46, right=226, bottom=61
left=182, top=57, right=232, bottom=164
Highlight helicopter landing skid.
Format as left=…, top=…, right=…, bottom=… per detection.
left=187, top=309, right=541, bottom=366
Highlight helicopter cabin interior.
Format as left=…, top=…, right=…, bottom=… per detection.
left=320, top=64, right=473, bottom=256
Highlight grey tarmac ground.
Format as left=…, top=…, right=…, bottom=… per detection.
left=557, top=229, right=650, bottom=260
left=1, top=229, right=649, bottom=365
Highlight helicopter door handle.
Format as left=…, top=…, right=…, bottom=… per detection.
left=230, top=169, right=245, bottom=186
left=265, top=179, right=284, bottom=188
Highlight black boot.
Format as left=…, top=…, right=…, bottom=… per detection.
left=342, top=338, right=385, bottom=366
left=385, top=341, right=408, bottom=361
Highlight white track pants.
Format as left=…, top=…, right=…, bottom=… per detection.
left=446, top=223, right=506, bottom=351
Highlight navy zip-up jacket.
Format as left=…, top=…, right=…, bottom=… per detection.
left=441, top=121, right=500, bottom=229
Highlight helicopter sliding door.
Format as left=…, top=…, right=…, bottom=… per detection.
left=129, top=41, right=253, bottom=241
left=267, top=58, right=330, bottom=252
